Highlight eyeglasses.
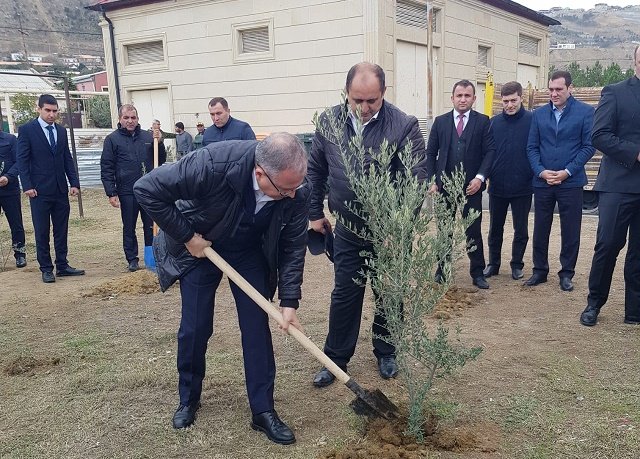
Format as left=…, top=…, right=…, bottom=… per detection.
left=257, top=164, right=306, bottom=198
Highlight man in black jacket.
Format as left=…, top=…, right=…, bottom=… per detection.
left=0, top=131, right=26, bottom=268
left=483, top=81, right=533, bottom=281
left=308, top=62, right=427, bottom=388
left=134, top=133, right=308, bottom=444
left=426, top=79, right=496, bottom=289
left=581, top=45, right=640, bottom=327
left=101, top=104, right=166, bottom=271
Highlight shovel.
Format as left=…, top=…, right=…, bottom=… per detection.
left=203, top=246, right=399, bottom=420
left=144, top=137, right=159, bottom=271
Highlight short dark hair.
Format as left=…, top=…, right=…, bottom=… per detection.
left=38, top=94, right=58, bottom=108
left=500, top=81, right=523, bottom=97
left=345, top=62, right=386, bottom=93
left=208, top=97, right=229, bottom=109
left=452, top=79, right=475, bottom=95
left=175, top=122, right=184, bottom=130
left=550, top=70, right=572, bottom=87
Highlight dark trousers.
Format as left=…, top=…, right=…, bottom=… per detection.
left=587, top=192, right=640, bottom=321
left=0, top=194, right=25, bottom=258
left=532, top=186, right=582, bottom=279
left=177, top=251, right=275, bottom=415
left=119, top=194, right=153, bottom=262
left=487, top=194, right=532, bottom=270
left=323, top=234, right=395, bottom=367
left=28, top=193, right=70, bottom=272
left=439, top=190, right=486, bottom=279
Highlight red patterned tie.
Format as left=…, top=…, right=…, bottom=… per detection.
left=456, top=114, right=464, bottom=137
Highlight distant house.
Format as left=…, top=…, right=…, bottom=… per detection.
left=73, top=71, right=109, bottom=92
left=87, top=0, right=559, bottom=134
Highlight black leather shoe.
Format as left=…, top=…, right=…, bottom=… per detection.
left=15, top=255, right=27, bottom=268
left=482, top=265, right=499, bottom=277
left=524, top=274, right=547, bottom=286
left=377, top=356, right=398, bottom=379
left=559, top=277, right=574, bottom=292
left=42, top=271, right=55, bottom=283
left=172, top=402, right=200, bottom=429
left=128, top=260, right=139, bottom=272
left=472, top=276, right=489, bottom=289
left=251, top=410, right=296, bottom=445
left=56, top=266, right=85, bottom=277
left=313, top=366, right=345, bottom=388
left=580, top=306, right=600, bottom=327
left=434, top=270, right=445, bottom=284
left=624, top=318, right=640, bottom=325
left=511, top=268, right=524, bottom=280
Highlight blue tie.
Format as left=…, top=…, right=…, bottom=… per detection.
left=46, top=125, right=56, bottom=152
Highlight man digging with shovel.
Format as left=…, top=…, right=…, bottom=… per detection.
left=134, top=132, right=308, bottom=444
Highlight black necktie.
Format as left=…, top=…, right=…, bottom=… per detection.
left=46, top=125, right=56, bottom=152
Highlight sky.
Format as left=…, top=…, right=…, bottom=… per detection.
left=515, top=0, right=640, bottom=11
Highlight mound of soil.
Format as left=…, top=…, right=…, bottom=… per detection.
left=432, top=286, right=477, bottom=320
left=83, top=270, right=160, bottom=297
left=5, top=356, right=61, bottom=376
left=320, top=416, right=500, bottom=458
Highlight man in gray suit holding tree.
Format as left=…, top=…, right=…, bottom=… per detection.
left=581, top=45, right=640, bottom=327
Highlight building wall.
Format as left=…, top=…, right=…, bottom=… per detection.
left=435, top=0, right=550, bottom=115
left=100, top=0, right=552, bottom=133
left=102, top=0, right=370, bottom=134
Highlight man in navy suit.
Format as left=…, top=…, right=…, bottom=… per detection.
left=0, top=130, right=26, bottom=268
left=426, top=79, right=496, bottom=289
left=17, top=94, right=85, bottom=283
left=581, top=45, right=640, bottom=326
left=526, top=71, right=594, bottom=293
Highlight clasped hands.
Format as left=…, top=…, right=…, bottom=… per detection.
left=540, top=169, right=569, bottom=186
left=427, top=177, right=482, bottom=196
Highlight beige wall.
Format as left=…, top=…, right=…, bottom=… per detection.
left=100, top=0, right=552, bottom=134
left=434, top=0, right=550, bottom=115
left=103, top=0, right=369, bottom=134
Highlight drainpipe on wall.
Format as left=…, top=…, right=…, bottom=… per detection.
left=102, top=9, right=122, bottom=109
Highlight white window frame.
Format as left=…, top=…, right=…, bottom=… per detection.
left=232, top=18, right=275, bottom=64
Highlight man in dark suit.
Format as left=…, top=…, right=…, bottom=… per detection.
left=134, top=133, right=307, bottom=444
left=581, top=45, right=640, bottom=327
left=526, top=71, right=594, bottom=292
left=0, top=130, right=26, bottom=268
left=426, top=79, right=496, bottom=289
left=17, top=94, right=85, bottom=283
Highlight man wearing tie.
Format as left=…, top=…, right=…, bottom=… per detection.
left=17, top=94, right=85, bottom=283
left=426, top=79, right=496, bottom=289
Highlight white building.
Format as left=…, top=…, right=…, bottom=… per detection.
left=87, top=0, right=559, bottom=134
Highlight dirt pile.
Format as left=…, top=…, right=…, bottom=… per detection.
left=432, top=286, right=477, bottom=320
left=83, top=270, right=161, bottom=297
left=320, top=416, right=500, bottom=458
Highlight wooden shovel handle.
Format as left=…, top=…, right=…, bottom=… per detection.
left=153, top=137, right=159, bottom=237
left=203, top=246, right=350, bottom=384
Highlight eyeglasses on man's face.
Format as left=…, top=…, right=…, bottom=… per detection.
left=257, top=164, right=306, bottom=198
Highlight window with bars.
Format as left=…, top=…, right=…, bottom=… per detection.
left=232, top=19, right=274, bottom=63
left=240, top=27, right=270, bottom=54
left=396, top=0, right=428, bottom=29
left=519, top=35, right=540, bottom=56
left=478, top=46, right=490, bottom=67
left=125, top=40, right=164, bottom=66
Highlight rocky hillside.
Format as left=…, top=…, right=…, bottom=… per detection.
left=0, top=0, right=103, bottom=58
left=544, top=4, right=640, bottom=70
